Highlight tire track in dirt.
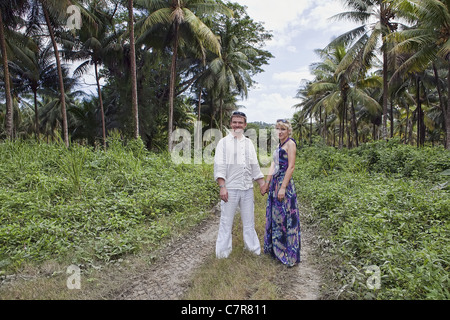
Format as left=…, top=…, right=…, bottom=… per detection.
left=115, top=205, right=322, bottom=300
left=115, top=211, right=220, bottom=300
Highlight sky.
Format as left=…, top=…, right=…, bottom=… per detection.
left=233, top=0, right=359, bottom=124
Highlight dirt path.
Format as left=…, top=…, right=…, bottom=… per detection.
left=115, top=214, right=221, bottom=300
left=114, top=208, right=322, bottom=300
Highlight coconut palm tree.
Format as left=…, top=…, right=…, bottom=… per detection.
left=127, top=0, right=139, bottom=140
left=24, top=0, right=95, bottom=146
left=391, top=0, right=450, bottom=149
left=0, top=0, right=28, bottom=139
left=330, top=0, right=405, bottom=141
left=135, top=0, right=232, bottom=151
left=69, top=3, right=116, bottom=149
left=36, top=0, right=71, bottom=146
left=8, top=38, right=56, bottom=139
left=205, top=33, right=254, bottom=132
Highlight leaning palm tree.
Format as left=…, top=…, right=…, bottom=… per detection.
left=26, top=0, right=94, bottom=146
left=36, top=0, right=71, bottom=146
left=136, top=0, right=232, bottom=151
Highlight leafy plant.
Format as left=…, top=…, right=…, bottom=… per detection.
left=294, top=141, right=450, bottom=299
left=0, top=138, right=217, bottom=273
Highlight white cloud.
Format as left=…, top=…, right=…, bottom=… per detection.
left=238, top=0, right=313, bottom=32
left=239, top=92, right=300, bottom=124
left=273, top=67, right=313, bottom=84
left=237, top=0, right=358, bottom=49
left=287, top=46, right=297, bottom=53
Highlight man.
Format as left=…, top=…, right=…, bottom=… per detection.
left=214, top=111, right=266, bottom=259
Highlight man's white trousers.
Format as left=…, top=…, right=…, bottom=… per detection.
left=216, top=188, right=261, bottom=258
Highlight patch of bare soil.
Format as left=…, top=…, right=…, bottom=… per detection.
left=114, top=206, right=323, bottom=300
left=277, top=222, right=322, bottom=300
left=114, top=213, right=221, bottom=300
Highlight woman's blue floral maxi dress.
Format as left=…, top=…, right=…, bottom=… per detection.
left=264, top=138, right=301, bottom=266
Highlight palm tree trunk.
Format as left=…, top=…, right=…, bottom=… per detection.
left=210, top=100, right=215, bottom=129
left=405, top=104, right=409, bottom=145
left=33, top=89, right=39, bottom=140
left=350, top=100, right=359, bottom=147
left=198, top=88, right=202, bottom=121
left=416, top=76, right=425, bottom=147
left=95, top=61, right=106, bottom=150
left=0, top=9, right=13, bottom=140
left=167, top=23, right=180, bottom=152
left=381, top=2, right=388, bottom=141
left=219, top=98, right=223, bottom=133
left=128, top=0, right=139, bottom=140
left=42, top=5, right=69, bottom=147
left=345, top=104, right=351, bottom=149
left=446, top=61, right=450, bottom=149
left=168, top=22, right=180, bottom=152
left=432, top=63, right=446, bottom=147
left=339, top=112, right=343, bottom=148
left=382, top=44, right=388, bottom=141
left=390, top=97, right=394, bottom=138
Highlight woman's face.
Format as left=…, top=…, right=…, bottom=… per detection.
left=276, top=124, right=289, bottom=141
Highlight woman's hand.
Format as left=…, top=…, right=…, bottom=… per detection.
left=277, top=186, right=286, bottom=201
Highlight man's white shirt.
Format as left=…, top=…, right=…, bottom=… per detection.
left=214, top=133, right=264, bottom=190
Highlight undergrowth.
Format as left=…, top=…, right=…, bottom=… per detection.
left=294, top=139, right=450, bottom=299
left=0, top=137, right=217, bottom=275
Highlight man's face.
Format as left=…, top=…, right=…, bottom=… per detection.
left=230, top=116, right=247, bottom=135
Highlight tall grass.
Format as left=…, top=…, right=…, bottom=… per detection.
left=294, top=140, right=450, bottom=299
left=0, top=138, right=217, bottom=274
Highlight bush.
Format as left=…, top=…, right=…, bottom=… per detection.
left=294, top=141, right=450, bottom=299
left=0, top=138, right=217, bottom=273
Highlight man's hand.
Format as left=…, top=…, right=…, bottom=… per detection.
left=220, top=186, right=228, bottom=202
left=260, top=183, right=268, bottom=196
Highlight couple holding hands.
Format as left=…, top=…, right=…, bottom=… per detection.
left=214, top=111, right=301, bottom=267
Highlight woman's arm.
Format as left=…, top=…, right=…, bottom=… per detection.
left=278, top=140, right=296, bottom=200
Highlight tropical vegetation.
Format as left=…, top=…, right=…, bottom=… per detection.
left=294, top=0, right=450, bottom=150
left=1, top=0, right=449, bottom=301
left=295, top=140, right=449, bottom=299
left=0, top=0, right=272, bottom=150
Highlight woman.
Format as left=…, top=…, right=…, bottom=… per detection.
left=262, top=119, right=301, bottom=266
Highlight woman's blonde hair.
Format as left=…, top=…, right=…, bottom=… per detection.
left=276, top=119, right=293, bottom=136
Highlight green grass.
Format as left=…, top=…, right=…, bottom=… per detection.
left=0, top=137, right=217, bottom=275
left=294, top=140, right=450, bottom=299
left=1, top=137, right=449, bottom=300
